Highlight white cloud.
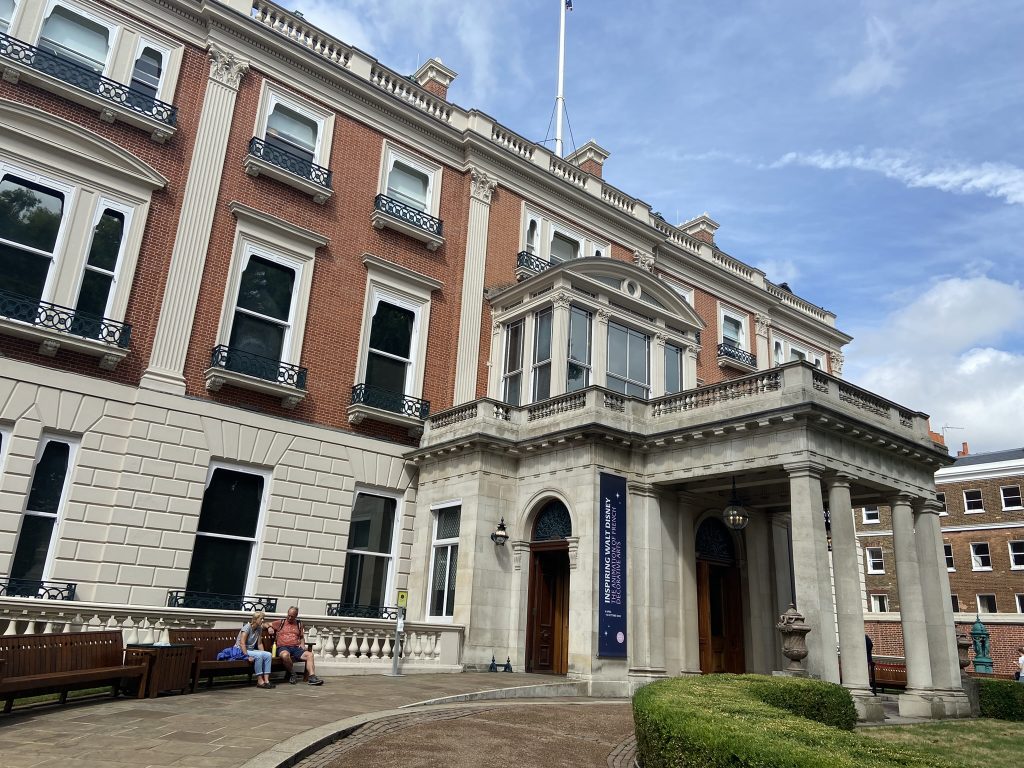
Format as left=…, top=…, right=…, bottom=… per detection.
left=829, top=16, right=903, bottom=98
left=771, top=148, right=1024, bottom=206
left=752, top=257, right=800, bottom=286
left=845, top=275, right=1024, bottom=453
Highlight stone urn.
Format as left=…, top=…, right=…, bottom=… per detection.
left=777, top=603, right=811, bottom=675
left=956, top=631, right=972, bottom=670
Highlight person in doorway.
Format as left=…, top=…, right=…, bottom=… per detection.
left=267, top=605, right=324, bottom=685
left=238, top=610, right=275, bottom=689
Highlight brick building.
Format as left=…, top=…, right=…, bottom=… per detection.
left=0, top=0, right=967, bottom=717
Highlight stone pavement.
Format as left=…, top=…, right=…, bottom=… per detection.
left=0, top=672, right=563, bottom=768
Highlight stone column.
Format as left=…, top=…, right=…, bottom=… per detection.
left=593, top=308, right=609, bottom=389
left=549, top=291, right=571, bottom=395
left=786, top=464, right=839, bottom=682
left=453, top=168, right=498, bottom=404
left=142, top=45, right=249, bottom=394
left=677, top=495, right=701, bottom=674
left=755, top=313, right=771, bottom=370
left=743, top=511, right=775, bottom=673
left=770, top=512, right=794, bottom=663
left=628, top=482, right=666, bottom=677
left=684, top=344, right=698, bottom=389
left=651, top=333, right=667, bottom=397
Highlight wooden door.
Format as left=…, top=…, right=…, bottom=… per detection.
left=526, top=547, right=569, bottom=674
left=697, top=561, right=745, bottom=674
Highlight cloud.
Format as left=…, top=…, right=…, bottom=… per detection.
left=845, top=275, right=1024, bottom=453
left=829, top=16, right=903, bottom=98
left=770, top=149, right=1024, bottom=206
left=752, top=258, right=800, bottom=286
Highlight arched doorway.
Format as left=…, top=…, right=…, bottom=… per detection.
left=525, top=500, right=572, bottom=675
left=695, top=517, right=745, bottom=674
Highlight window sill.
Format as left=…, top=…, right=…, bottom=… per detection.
left=867, top=570, right=885, bottom=575
left=204, top=366, right=307, bottom=409
left=348, top=402, right=426, bottom=437
left=371, top=209, right=445, bottom=251
left=0, top=315, right=129, bottom=369
left=964, top=510, right=985, bottom=514
left=1002, top=506, right=1024, bottom=512
left=243, top=153, right=333, bottom=204
left=971, top=567, right=992, bottom=572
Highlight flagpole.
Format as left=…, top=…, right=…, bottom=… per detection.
left=555, top=0, right=567, bottom=158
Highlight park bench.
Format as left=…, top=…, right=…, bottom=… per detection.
left=0, top=631, right=148, bottom=713
left=872, top=660, right=907, bottom=693
left=168, top=627, right=310, bottom=690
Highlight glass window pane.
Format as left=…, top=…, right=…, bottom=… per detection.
left=74, top=270, right=112, bottom=318
left=365, top=351, right=408, bottom=393
left=369, top=301, right=414, bottom=359
left=86, top=209, right=124, bottom=272
left=10, top=515, right=56, bottom=582
left=40, top=7, right=110, bottom=70
left=534, top=309, right=552, bottom=362
left=626, top=381, right=648, bottom=398
left=533, top=362, right=551, bottom=401
left=608, top=323, right=627, bottom=376
left=436, top=506, right=460, bottom=539
left=185, top=535, right=250, bottom=597
left=503, top=372, right=521, bottom=406
left=341, top=552, right=390, bottom=608
left=505, top=321, right=523, bottom=374
left=266, top=104, right=317, bottom=160
left=550, top=232, right=578, bottom=263
left=605, top=376, right=626, bottom=394
left=0, top=0, right=14, bottom=27
left=723, top=316, right=742, bottom=346
left=665, top=344, right=682, bottom=394
left=628, top=330, right=649, bottom=384
left=26, top=441, right=70, bottom=515
left=131, top=46, right=162, bottom=98
left=446, top=545, right=457, bottom=616
left=387, top=162, right=429, bottom=210
left=195, top=468, right=264, bottom=539
left=0, top=242, right=51, bottom=301
left=346, top=494, right=396, bottom=554
left=430, top=546, right=449, bottom=616
left=567, top=361, right=588, bottom=392
left=228, top=312, right=285, bottom=360
left=790, top=349, right=806, bottom=361
left=568, top=307, right=590, bottom=363
left=237, top=255, right=295, bottom=322
left=0, top=175, right=65, bottom=253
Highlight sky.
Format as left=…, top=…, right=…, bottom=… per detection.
left=291, top=0, right=1024, bottom=453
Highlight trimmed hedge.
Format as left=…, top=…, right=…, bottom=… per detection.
left=632, top=674, right=957, bottom=768
left=978, top=679, right=1024, bottom=721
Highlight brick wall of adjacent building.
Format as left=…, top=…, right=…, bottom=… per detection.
left=865, top=618, right=1024, bottom=678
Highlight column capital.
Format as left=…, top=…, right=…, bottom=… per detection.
left=208, top=44, right=249, bottom=89
left=824, top=473, right=855, bottom=490
left=755, top=312, right=772, bottom=337
left=888, top=492, right=914, bottom=510
left=627, top=480, right=658, bottom=498
left=914, top=497, right=944, bottom=516
left=783, top=461, right=828, bottom=479
left=469, top=166, right=498, bottom=203
left=552, top=290, right=572, bottom=310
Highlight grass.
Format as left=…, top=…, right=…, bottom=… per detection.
left=862, top=719, right=1024, bottom=768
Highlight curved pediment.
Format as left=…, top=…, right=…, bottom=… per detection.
left=0, top=99, right=167, bottom=190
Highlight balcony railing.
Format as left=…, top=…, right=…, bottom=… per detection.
left=0, top=288, right=132, bottom=347
left=166, top=590, right=278, bottom=612
left=351, top=383, right=430, bottom=419
left=516, top=250, right=552, bottom=275
left=0, top=33, right=177, bottom=127
left=326, top=602, right=402, bottom=620
left=0, top=578, right=77, bottom=600
left=374, top=193, right=443, bottom=238
left=247, top=136, right=332, bottom=188
left=209, top=345, right=308, bottom=389
left=717, top=342, right=756, bottom=369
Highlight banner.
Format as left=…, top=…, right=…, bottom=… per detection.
left=598, top=472, right=627, bottom=657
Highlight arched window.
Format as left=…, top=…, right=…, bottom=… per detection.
left=526, top=219, right=538, bottom=254
left=695, top=517, right=736, bottom=563
left=532, top=499, right=572, bottom=541
left=131, top=46, right=163, bottom=100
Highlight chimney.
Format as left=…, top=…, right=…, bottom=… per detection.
left=680, top=213, right=719, bottom=245
left=957, top=441, right=970, bottom=458
left=413, top=58, right=458, bottom=100
left=566, top=140, right=610, bottom=178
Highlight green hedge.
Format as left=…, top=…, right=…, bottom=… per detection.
left=632, top=674, right=956, bottom=768
left=978, top=679, right=1024, bottom=721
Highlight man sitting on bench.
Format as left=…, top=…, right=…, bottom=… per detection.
left=267, top=606, right=324, bottom=685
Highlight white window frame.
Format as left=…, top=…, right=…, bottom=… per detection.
left=130, top=36, right=172, bottom=102
left=869, top=594, right=888, bottom=613
left=36, top=0, right=119, bottom=77
left=944, top=543, right=955, bottom=571
left=0, top=0, right=19, bottom=33
left=976, top=594, right=997, bottom=614
left=253, top=83, right=334, bottom=168
left=1016, top=594, right=1024, bottom=614
left=970, top=542, right=992, bottom=571
left=865, top=546, right=885, bottom=574
left=861, top=506, right=880, bottom=524
left=1009, top=540, right=1024, bottom=570
left=502, top=318, right=525, bottom=406
left=1000, top=485, right=1022, bottom=511
left=963, top=489, right=984, bottom=513
left=771, top=333, right=825, bottom=368
left=936, top=492, right=947, bottom=516
left=531, top=306, right=553, bottom=402
left=566, top=304, right=592, bottom=392
left=664, top=341, right=684, bottom=395
left=426, top=501, right=460, bottom=622
left=379, top=142, right=441, bottom=217
left=605, top=318, right=650, bottom=398
left=342, top=486, right=403, bottom=608
left=520, top=205, right=609, bottom=265
left=71, top=197, right=133, bottom=320
left=718, top=303, right=749, bottom=351
left=662, top=277, right=694, bottom=307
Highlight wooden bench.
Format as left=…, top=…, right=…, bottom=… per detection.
left=168, top=627, right=290, bottom=690
left=872, top=661, right=907, bottom=693
left=0, top=631, right=148, bottom=713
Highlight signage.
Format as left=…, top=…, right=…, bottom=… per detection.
left=396, top=589, right=408, bottom=609
left=598, top=472, right=627, bottom=657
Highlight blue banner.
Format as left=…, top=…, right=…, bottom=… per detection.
left=599, top=472, right=627, bottom=657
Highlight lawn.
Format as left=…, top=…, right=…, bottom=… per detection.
left=862, top=719, right=1024, bottom=768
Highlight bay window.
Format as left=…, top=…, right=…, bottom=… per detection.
left=665, top=343, right=683, bottom=395
left=341, top=492, right=398, bottom=611
left=566, top=306, right=592, bottom=392
left=502, top=319, right=524, bottom=406
left=607, top=321, right=649, bottom=398
left=532, top=307, right=553, bottom=401
left=0, top=172, right=68, bottom=305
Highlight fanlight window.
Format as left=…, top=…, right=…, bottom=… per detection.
left=532, top=500, right=572, bottom=541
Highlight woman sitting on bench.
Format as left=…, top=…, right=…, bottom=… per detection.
left=237, top=611, right=275, bottom=689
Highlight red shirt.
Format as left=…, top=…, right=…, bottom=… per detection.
left=273, top=618, right=303, bottom=647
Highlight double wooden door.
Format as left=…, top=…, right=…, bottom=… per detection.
left=526, top=545, right=570, bottom=674
left=696, top=560, right=745, bottom=674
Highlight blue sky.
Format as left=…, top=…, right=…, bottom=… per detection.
left=294, top=0, right=1024, bottom=453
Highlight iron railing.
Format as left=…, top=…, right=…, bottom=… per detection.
left=0, top=578, right=77, bottom=600
left=0, top=288, right=131, bottom=347
left=351, top=383, right=430, bottom=419
left=326, top=602, right=401, bottom=620
left=166, top=591, right=278, bottom=612
left=516, top=250, right=551, bottom=274
left=717, top=342, right=756, bottom=369
left=209, top=345, right=308, bottom=389
left=0, top=33, right=177, bottom=126
left=247, top=136, right=332, bottom=188
left=374, top=193, right=443, bottom=238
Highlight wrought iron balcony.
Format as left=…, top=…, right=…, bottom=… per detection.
left=166, top=590, right=278, bottom=612
left=516, top=250, right=552, bottom=277
left=0, top=32, right=177, bottom=128
left=373, top=194, right=443, bottom=238
left=247, top=136, right=332, bottom=188
left=209, top=345, right=308, bottom=389
left=0, top=578, right=77, bottom=600
left=0, top=288, right=132, bottom=348
left=326, top=602, right=401, bottom=620
left=351, top=383, right=430, bottom=419
left=717, top=342, right=757, bottom=370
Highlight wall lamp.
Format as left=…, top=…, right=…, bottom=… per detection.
left=490, top=517, right=509, bottom=546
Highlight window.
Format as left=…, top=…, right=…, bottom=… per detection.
left=970, top=542, right=991, bottom=570
left=950, top=594, right=960, bottom=613
left=532, top=307, right=552, bottom=401
left=944, top=543, right=955, bottom=571
left=665, top=343, right=683, bottom=395
left=964, top=489, right=984, bottom=512
left=227, top=254, right=297, bottom=367
left=566, top=306, right=591, bottom=392
left=937, top=492, right=947, bottom=515
left=10, top=437, right=76, bottom=583
left=387, top=161, right=429, bottom=211
left=264, top=104, right=318, bottom=163
left=1009, top=541, right=1024, bottom=570
left=607, top=321, right=649, bottom=398
left=185, top=466, right=267, bottom=598
left=865, top=547, right=884, bottom=574
left=502, top=319, right=524, bottom=406
left=38, top=5, right=111, bottom=73
left=976, top=594, right=997, bottom=614
left=525, top=219, right=538, bottom=254
left=73, top=205, right=128, bottom=334
left=772, top=335, right=825, bottom=368
left=130, top=45, right=163, bottom=101
left=664, top=279, right=693, bottom=307
left=550, top=232, right=579, bottom=264
left=862, top=506, right=880, bottom=524
left=1001, top=485, right=1022, bottom=510
left=341, top=492, right=397, bottom=610
left=519, top=207, right=608, bottom=266
left=365, top=299, right=416, bottom=396
left=1017, top=594, right=1024, bottom=614
left=870, top=594, right=888, bottom=613
left=428, top=504, right=460, bottom=618
left=722, top=314, right=743, bottom=348
left=0, top=0, right=15, bottom=33
left=0, top=171, right=68, bottom=303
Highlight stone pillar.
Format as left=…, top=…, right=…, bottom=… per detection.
left=743, top=511, right=775, bottom=674
left=142, top=45, right=249, bottom=394
left=755, top=313, right=771, bottom=370
left=651, top=333, right=667, bottom=397
left=550, top=291, right=571, bottom=396
left=593, top=308, right=609, bottom=389
left=785, top=464, right=840, bottom=682
left=628, top=482, right=666, bottom=677
left=684, top=344, right=698, bottom=389
left=677, top=495, right=701, bottom=674
left=453, top=168, right=498, bottom=404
